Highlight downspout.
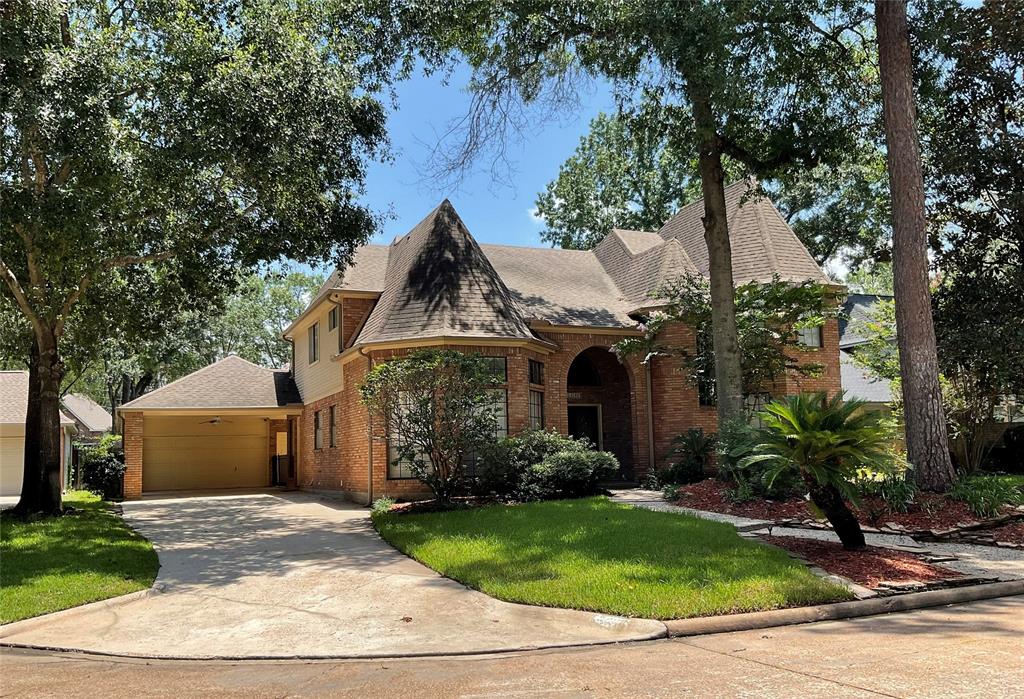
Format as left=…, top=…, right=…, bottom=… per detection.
left=360, top=347, right=374, bottom=505
left=645, top=363, right=655, bottom=477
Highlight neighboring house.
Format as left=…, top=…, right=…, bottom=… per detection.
left=0, top=371, right=76, bottom=497
left=118, top=180, right=841, bottom=501
left=61, top=393, right=113, bottom=440
left=838, top=293, right=895, bottom=410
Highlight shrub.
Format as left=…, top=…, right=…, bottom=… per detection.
left=951, top=475, right=1023, bottom=518
left=743, top=392, right=892, bottom=550
left=529, top=450, right=619, bottom=499
left=371, top=497, right=396, bottom=515
left=661, top=483, right=681, bottom=501
left=716, top=418, right=797, bottom=500
left=663, top=428, right=715, bottom=484
left=474, top=429, right=618, bottom=501
left=77, top=434, right=125, bottom=500
left=855, top=467, right=918, bottom=521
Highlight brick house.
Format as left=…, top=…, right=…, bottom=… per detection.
left=118, top=181, right=840, bottom=501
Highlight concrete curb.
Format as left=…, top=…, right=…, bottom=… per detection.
left=663, top=580, right=1024, bottom=637
left=3, top=582, right=1021, bottom=662
left=0, top=584, right=165, bottom=638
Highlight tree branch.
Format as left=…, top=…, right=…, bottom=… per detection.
left=0, top=254, right=45, bottom=336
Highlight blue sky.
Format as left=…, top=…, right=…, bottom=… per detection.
left=359, top=65, right=615, bottom=249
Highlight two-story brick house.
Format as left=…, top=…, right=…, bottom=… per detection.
left=118, top=180, right=840, bottom=501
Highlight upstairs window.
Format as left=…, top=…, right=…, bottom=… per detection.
left=308, top=322, right=320, bottom=363
left=328, top=307, right=339, bottom=331
left=529, top=359, right=544, bottom=385
left=797, top=325, right=824, bottom=348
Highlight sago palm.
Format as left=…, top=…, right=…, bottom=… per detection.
left=742, top=391, right=892, bottom=550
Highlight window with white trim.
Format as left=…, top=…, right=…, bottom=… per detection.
left=328, top=307, right=339, bottom=331
left=797, top=325, right=824, bottom=348
left=308, top=322, right=320, bottom=363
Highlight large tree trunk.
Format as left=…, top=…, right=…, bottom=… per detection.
left=690, top=91, right=745, bottom=423
left=805, top=475, right=866, bottom=551
left=13, top=326, right=64, bottom=516
left=876, top=0, right=956, bottom=492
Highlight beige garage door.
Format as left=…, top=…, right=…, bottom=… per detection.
left=143, top=416, right=269, bottom=492
left=1, top=432, right=26, bottom=496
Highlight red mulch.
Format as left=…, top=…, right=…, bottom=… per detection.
left=671, top=479, right=997, bottom=532
left=987, top=521, right=1024, bottom=546
left=762, top=535, right=961, bottom=588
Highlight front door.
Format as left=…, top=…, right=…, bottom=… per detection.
left=567, top=405, right=602, bottom=450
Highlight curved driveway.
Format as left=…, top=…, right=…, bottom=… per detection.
left=0, top=492, right=664, bottom=658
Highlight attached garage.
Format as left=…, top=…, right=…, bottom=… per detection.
left=0, top=424, right=26, bottom=496
left=117, top=356, right=303, bottom=497
left=142, top=416, right=271, bottom=491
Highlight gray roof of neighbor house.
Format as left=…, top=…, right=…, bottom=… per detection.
left=840, top=350, right=893, bottom=404
left=119, top=356, right=302, bottom=410
left=0, top=371, right=75, bottom=426
left=61, top=393, right=113, bottom=433
left=839, top=293, right=894, bottom=348
left=315, top=181, right=831, bottom=344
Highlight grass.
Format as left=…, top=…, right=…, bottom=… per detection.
left=1, top=491, right=159, bottom=624
left=373, top=497, right=851, bottom=620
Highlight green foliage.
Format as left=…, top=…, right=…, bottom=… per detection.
left=742, top=392, right=892, bottom=500
left=950, top=475, right=1024, bottom=519
left=0, top=491, right=158, bottom=623
left=716, top=418, right=798, bottom=500
left=373, top=497, right=850, bottom=620
left=371, top=497, right=396, bottom=515
left=662, top=429, right=716, bottom=485
left=661, top=483, right=682, bottom=502
left=475, top=430, right=617, bottom=501
left=616, top=274, right=842, bottom=397
left=360, top=350, right=502, bottom=504
left=855, top=469, right=918, bottom=515
left=76, top=435, right=126, bottom=500
left=844, top=263, right=894, bottom=295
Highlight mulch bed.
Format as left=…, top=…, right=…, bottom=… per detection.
left=671, top=479, right=1004, bottom=532
left=985, top=521, right=1024, bottom=546
left=761, top=535, right=961, bottom=589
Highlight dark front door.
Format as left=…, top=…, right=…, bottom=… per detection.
left=567, top=405, right=601, bottom=449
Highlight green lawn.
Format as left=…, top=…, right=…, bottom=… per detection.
left=1, top=491, right=159, bottom=624
left=374, top=497, right=851, bottom=620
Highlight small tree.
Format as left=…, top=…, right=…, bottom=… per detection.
left=614, top=274, right=843, bottom=400
left=743, top=392, right=893, bottom=550
left=360, top=350, right=501, bottom=505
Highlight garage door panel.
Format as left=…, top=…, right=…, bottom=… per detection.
left=1, top=436, right=25, bottom=496
left=143, top=416, right=269, bottom=492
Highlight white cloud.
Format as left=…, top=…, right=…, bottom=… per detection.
left=527, top=207, right=545, bottom=226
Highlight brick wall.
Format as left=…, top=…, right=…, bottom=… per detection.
left=122, top=412, right=143, bottom=499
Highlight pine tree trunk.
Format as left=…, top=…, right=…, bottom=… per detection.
left=805, top=475, right=866, bottom=551
left=690, top=90, right=745, bottom=424
left=876, top=0, right=956, bottom=492
left=14, top=326, right=64, bottom=516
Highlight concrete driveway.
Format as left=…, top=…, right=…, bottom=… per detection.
left=0, top=492, right=663, bottom=658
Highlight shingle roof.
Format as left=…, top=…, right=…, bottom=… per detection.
left=0, top=371, right=75, bottom=425
left=316, top=187, right=829, bottom=343
left=840, top=350, right=893, bottom=403
left=839, top=293, right=894, bottom=348
left=658, top=179, right=831, bottom=284
left=119, top=356, right=302, bottom=410
left=355, top=201, right=536, bottom=345
left=61, top=393, right=112, bottom=433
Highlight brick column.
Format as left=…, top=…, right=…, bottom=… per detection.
left=122, top=412, right=143, bottom=499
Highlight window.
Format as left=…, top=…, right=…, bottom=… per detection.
left=313, top=410, right=323, bottom=449
left=329, top=405, right=337, bottom=447
left=328, top=306, right=339, bottom=331
left=797, top=325, right=824, bottom=348
left=481, top=356, right=507, bottom=382
left=308, top=322, right=320, bottom=363
left=489, top=388, right=508, bottom=438
left=529, top=389, right=544, bottom=429
left=529, top=359, right=544, bottom=385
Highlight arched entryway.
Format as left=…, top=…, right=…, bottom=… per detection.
left=565, top=347, right=633, bottom=475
